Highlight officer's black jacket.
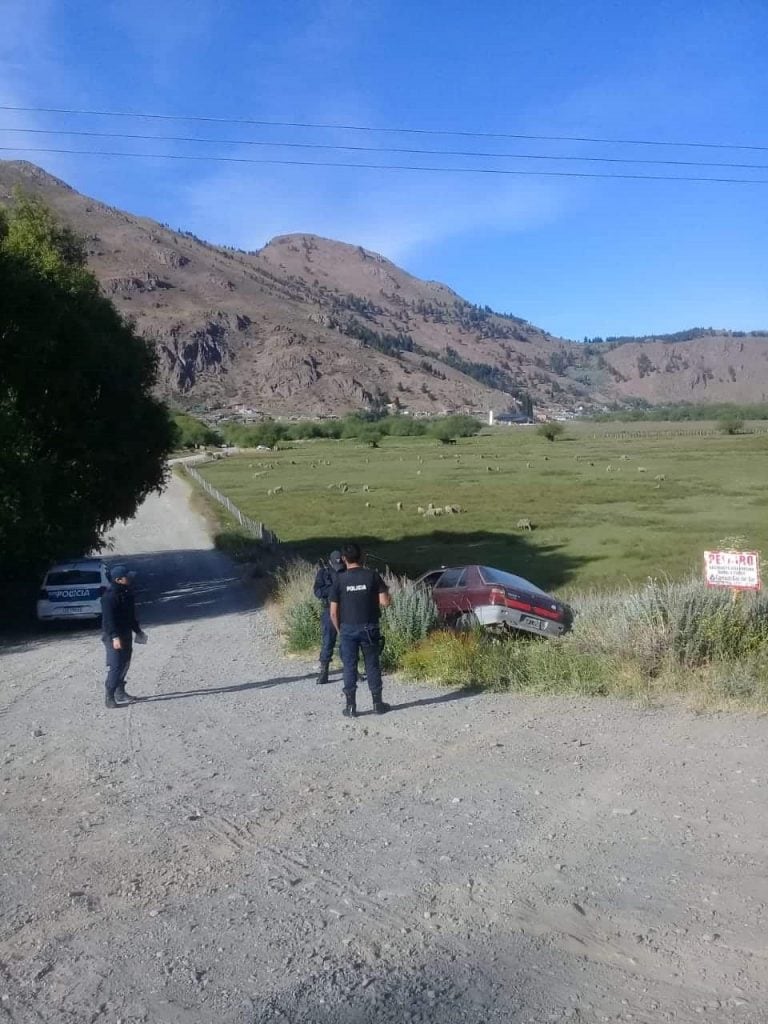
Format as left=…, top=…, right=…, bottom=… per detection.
left=101, top=584, right=141, bottom=640
left=313, top=566, right=339, bottom=606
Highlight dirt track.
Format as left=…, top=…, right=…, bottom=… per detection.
left=1, top=475, right=767, bottom=1023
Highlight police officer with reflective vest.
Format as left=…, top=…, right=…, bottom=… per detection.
left=313, top=550, right=344, bottom=685
left=329, top=542, right=391, bottom=717
left=101, top=564, right=147, bottom=708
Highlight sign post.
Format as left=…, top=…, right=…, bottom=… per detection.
left=704, top=549, right=761, bottom=602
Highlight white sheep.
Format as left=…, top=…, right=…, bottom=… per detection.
left=396, top=501, right=403, bottom=511
left=516, top=518, right=533, bottom=531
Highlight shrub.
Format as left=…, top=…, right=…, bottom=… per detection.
left=380, top=576, right=440, bottom=668
left=403, top=577, right=768, bottom=709
left=276, top=563, right=438, bottom=668
left=537, top=422, right=565, bottom=442
left=718, top=416, right=744, bottom=435
left=172, top=412, right=222, bottom=448
left=276, top=560, right=322, bottom=652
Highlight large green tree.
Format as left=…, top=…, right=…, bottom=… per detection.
left=0, top=195, right=175, bottom=590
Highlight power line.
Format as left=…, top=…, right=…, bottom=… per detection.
left=2, top=145, right=767, bottom=185
left=2, top=126, right=767, bottom=171
left=0, top=103, right=765, bottom=153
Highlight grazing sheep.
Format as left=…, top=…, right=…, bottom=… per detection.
left=526, top=462, right=531, bottom=469
left=363, top=485, right=370, bottom=492
left=543, top=456, right=549, bottom=461
left=637, top=466, right=647, bottom=473
left=416, top=470, right=422, bottom=475
left=606, top=465, right=613, bottom=472
left=450, top=505, right=462, bottom=514
left=654, top=474, right=666, bottom=481
left=425, top=507, right=443, bottom=517
left=619, top=454, right=630, bottom=461
left=417, top=506, right=425, bottom=514
left=516, top=517, right=533, bottom=531
left=396, top=501, right=403, bottom=511
left=273, top=485, right=283, bottom=493
left=340, top=484, right=349, bottom=493
left=365, top=502, right=371, bottom=508
left=486, top=465, right=493, bottom=473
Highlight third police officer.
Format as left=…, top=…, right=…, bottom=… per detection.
left=313, top=549, right=345, bottom=685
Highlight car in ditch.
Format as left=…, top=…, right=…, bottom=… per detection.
left=36, top=558, right=111, bottom=624
left=416, top=564, right=573, bottom=637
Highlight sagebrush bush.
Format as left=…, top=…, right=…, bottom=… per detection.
left=380, top=575, right=440, bottom=669
left=276, top=560, right=323, bottom=653
left=277, top=562, right=768, bottom=708
left=404, top=578, right=768, bottom=709
left=277, top=562, right=439, bottom=667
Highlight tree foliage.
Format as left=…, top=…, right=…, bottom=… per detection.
left=172, top=412, right=222, bottom=448
left=717, top=416, right=744, bottom=436
left=0, top=195, right=175, bottom=588
left=537, top=422, right=565, bottom=442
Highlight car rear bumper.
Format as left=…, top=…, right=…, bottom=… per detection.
left=36, top=603, right=101, bottom=622
left=472, top=604, right=569, bottom=637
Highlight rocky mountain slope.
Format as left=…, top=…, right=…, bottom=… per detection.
left=1, top=160, right=766, bottom=417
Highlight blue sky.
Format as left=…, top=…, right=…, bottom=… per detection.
left=1, top=0, right=766, bottom=338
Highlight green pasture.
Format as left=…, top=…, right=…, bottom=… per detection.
left=197, top=422, right=768, bottom=593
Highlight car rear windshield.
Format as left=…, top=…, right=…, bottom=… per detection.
left=46, top=569, right=102, bottom=585
left=478, top=566, right=548, bottom=596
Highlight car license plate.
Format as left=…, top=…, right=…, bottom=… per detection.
left=520, top=615, right=546, bottom=631
left=60, top=606, right=86, bottom=615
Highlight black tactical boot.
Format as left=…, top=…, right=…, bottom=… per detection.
left=105, top=692, right=119, bottom=709
left=114, top=685, right=136, bottom=703
left=342, top=699, right=357, bottom=718
left=316, top=661, right=331, bottom=685
left=373, top=699, right=391, bottom=715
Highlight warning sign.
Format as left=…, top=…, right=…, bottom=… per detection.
left=704, top=550, right=761, bottom=591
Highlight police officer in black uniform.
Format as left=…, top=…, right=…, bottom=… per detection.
left=101, top=564, right=147, bottom=708
left=329, top=542, right=391, bottom=718
left=313, top=549, right=344, bottom=685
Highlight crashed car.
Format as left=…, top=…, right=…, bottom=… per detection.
left=416, top=564, right=573, bottom=637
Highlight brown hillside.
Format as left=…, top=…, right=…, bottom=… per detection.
left=1, top=160, right=766, bottom=415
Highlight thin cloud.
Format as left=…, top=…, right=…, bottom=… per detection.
left=179, top=162, right=569, bottom=260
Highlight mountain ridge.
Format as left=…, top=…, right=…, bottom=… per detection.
left=1, top=159, right=766, bottom=416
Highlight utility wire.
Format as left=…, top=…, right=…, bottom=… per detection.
left=2, top=145, right=767, bottom=185
left=2, top=126, right=767, bottom=171
left=0, top=103, right=765, bottom=153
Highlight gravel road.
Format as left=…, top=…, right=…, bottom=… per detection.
left=2, top=475, right=767, bottom=1024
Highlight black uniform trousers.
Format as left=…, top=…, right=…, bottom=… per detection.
left=103, top=633, right=133, bottom=695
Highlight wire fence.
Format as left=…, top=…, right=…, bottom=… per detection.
left=591, top=427, right=768, bottom=440
left=183, top=463, right=281, bottom=549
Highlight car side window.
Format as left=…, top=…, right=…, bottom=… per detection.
left=435, top=568, right=465, bottom=589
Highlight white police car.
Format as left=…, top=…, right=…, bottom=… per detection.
left=36, top=559, right=110, bottom=624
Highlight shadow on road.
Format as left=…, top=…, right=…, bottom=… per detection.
left=1, top=547, right=268, bottom=649
left=136, top=672, right=316, bottom=703
left=355, top=687, right=479, bottom=716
